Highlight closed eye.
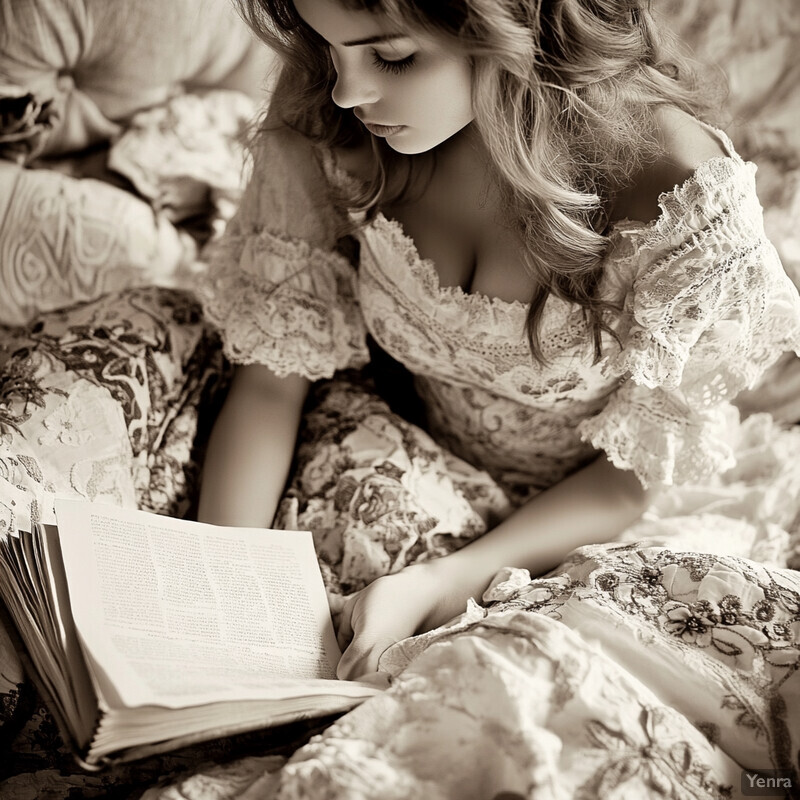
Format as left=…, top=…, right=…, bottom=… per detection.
left=371, top=51, right=415, bottom=74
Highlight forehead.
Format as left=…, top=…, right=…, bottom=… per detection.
left=293, top=0, right=401, bottom=45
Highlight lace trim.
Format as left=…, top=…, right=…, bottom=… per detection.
left=600, top=152, right=800, bottom=393
left=606, top=244, right=800, bottom=395
left=325, top=141, right=767, bottom=351
left=370, top=213, right=531, bottom=314
left=325, top=139, right=800, bottom=415
left=611, top=150, right=751, bottom=247
left=199, top=232, right=369, bottom=380
left=578, top=385, right=739, bottom=488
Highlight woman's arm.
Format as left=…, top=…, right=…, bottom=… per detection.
left=336, top=454, right=656, bottom=678
left=435, top=454, right=653, bottom=602
left=197, top=364, right=309, bottom=527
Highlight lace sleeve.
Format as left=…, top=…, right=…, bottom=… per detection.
left=579, top=156, right=800, bottom=487
left=198, top=126, right=369, bottom=380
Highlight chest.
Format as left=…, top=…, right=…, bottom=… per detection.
left=384, top=188, right=534, bottom=304
left=336, top=144, right=536, bottom=304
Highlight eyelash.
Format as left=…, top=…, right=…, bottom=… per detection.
left=371, top=51, right=416, bottom=74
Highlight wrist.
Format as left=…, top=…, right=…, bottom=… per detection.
left=412, top=552, right=493, bottom=612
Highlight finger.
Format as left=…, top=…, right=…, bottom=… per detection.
left=337, top=634, right=395, bottom=680
left=328, top=594, right=345, bottom=632
left=336, top=595, right=355, bottom=652
left=353, top=671, right=392, bottom=690
left=328, top=592, right=345, bottom=616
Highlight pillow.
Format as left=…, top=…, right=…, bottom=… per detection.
left=0, top=0, right=274, bottom=157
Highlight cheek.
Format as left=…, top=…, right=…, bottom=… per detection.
left=402, top=65, right=473, bottom=124
left=432, top=65, right=474, bottom=127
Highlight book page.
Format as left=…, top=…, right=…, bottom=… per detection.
left=54, top=498, right=352, bottom=709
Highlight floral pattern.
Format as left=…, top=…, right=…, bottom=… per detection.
left=2, top=4, right=800, bottom=796
left=0, top=287, right=229, bottom=797
left=1, top=286, right=799, bottom=798
left=252, top=545, right=798, bottom=800
left=203, top=125, right=800, bottom=495
left=0, top=287, right=510, bottom=797
left=276, top=372, right=511, bottom=595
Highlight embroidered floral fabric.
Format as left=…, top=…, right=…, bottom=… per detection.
left=262, top=545, right=800, bottom=800
left=139, top=543, right=800, bottom=800
left=1, top=287, right=800, bottom=796
left=201, top=128, right=800, bottom=493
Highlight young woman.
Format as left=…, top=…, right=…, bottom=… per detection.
left=196, top=0, right=800, bottom=679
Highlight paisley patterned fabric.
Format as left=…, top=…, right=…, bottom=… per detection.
left=0, top=287, right=226, bottom=797
left=275, top=373, right=512, bottom=596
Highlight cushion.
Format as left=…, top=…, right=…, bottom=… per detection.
left=0, top=0, right=275, bottom=156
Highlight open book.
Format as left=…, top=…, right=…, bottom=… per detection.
left=0, top=497, right=381, bottom=769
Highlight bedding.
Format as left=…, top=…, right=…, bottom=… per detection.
left=0, top=0, right=268, bottom=326
left=1, top=287, right=799, bottom=800
left=0, top=89, right=257, bottom=327
left=0, top=0, right=272, bottom=157
left=1, top=2, right=800, bottom=800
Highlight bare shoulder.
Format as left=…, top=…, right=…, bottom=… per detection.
left=611, top=106, right=729, bottom=225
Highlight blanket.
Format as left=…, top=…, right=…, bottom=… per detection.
left=0, top=285, right=799, bottom=800
left=219, top=545, right=800, bottom=799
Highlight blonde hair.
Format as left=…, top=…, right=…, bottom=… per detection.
left=235, top=0, right=713, bottom=362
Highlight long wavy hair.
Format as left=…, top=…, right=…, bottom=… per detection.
left=235, top=0, right=712, bottom=363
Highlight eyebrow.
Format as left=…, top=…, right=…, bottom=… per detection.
left=342, top=33, right=407, bottom=47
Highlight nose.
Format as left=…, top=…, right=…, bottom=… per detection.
left=330, top=59, right=380, bottom=109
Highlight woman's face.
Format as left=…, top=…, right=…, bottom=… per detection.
left=293, top=0, right=474, bottom=154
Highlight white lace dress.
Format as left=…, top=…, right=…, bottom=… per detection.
left=201, top=125, right=800, bottom=558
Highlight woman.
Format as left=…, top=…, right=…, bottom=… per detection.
left=195, top=0, right=800, bottom=679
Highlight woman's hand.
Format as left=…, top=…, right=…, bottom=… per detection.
left=336, top=559, right=475, bottom=680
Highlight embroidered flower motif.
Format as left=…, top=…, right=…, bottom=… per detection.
left=690, top=600, right=718, bottom=624
left=767, top=622, right=792, bottom=642
left=718, top=595, right=742, bottom=625
left=640, top=566, right=663, bottom=590
left=663, top=601, right=716, bottom=646
left=37, top=393, right=95, bottom=447
left=514, top=573, right=574, bottom=607
left=626, top=565, right=669, bottom=615
left=596, top=572, right=620, bottom=592
left=762, top=585, right=779, bottom=602
left=581, top=707, right=732, bottom=799
left=752, top=600, right=775, bottom=622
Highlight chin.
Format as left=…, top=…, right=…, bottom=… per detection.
left=386, top=121, right=474, bottom=155
left=384, top=134, right=434, bottom=155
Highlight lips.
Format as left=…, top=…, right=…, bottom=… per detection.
left=362, top=121, right=404, bottom=137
